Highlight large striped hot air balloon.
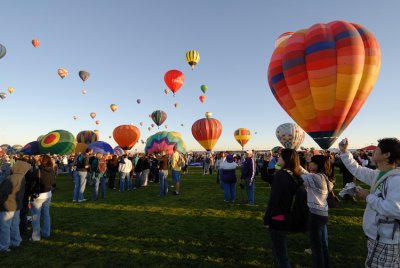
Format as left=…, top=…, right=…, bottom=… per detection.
left=191, top=112, right=222, bottom=151
left=164, top=70, right=184, bottom=96
left=151, top=110, right=167, bottom=128
left=185, top=50, right=200, bottom=70
left=234, top=128, right=251, bottom=150
left=276, top=123, right=305, bottom=150
left=268, top=21, right=381, bottom=149
left=76, top=130, right=99, bottom=145
left=38, top=130, right=76, bottom=155
left=113, top=125, right=140, bottom=150
left=145, top=131, right=186, bottom=155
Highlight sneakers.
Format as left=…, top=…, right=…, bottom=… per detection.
left=173, top=191, right=180, bottom=195
left=72, top=200, right=77, bottom=202
left=78, top=199, right=87, bottom=203
left=304, top=248, right=312, bottom=255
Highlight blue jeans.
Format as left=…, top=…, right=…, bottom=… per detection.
left=100, top=174, right=106, bottom=198
left=245, top=178, right=255, bottom=204
left=222, top=181, right=236, bottom=202
left=141, top=169, right=150, bottom=186
left=0, top=210, right=21, bottom=251
left=119, top=172, right=130, bottom=191
left=31, top=197, right=51, bottom=241
left=159, top=170, right=168, bottom=196
left=73, top=171, right=87, bottom=201
left=308, top=213, right=330, bottom=268
left=269, top=228, right=291, bottom=268
left=135, top=171, right=142, bottom=188
left=92, top=174, right=100, bottom=200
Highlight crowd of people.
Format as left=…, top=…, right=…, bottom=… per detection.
left=1, top=139, right=399, bottom=268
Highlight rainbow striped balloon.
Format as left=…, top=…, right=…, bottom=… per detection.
left=268, top=21, right=381, bottom=149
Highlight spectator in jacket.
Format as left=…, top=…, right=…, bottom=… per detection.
left=171, top=145, right=184, bottom=195
left=134, top=154, right=144, bottom=189
left=72, top=149, right=91, bottom=202
left=0, top=156, right=11, bottom=184
left=107, top=155, right=119, bottom=189
left=220, top=154, right=237, bottom=203
left=0, top=160, right=31, bottom=252
left=339, top=138, right=400, bottom=268
left=157, top=151, right=169, bottom=197
left=241, top=150, right=256, bottom=205
left=118, top=154, right=133, bottom=192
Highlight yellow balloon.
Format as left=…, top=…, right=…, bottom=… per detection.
left=7, top=87, right=14, bottom=94
left=110, top=104, right=118, bottom=112
left=185, top=50, right=200, bottom=70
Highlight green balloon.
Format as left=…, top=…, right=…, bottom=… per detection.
left=200, top=85, right=208, bottom=94
left=38, top=130, right=76, bottom=155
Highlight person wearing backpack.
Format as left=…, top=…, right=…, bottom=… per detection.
left=300, top=155, right=334, bottom=268
left=263, top=148, right=306, bottom=268
left=72, top=149, right=91, bottom=202
left=91, top=153, right=105, bottom=201
left=339, top=138, right=400, bottom=268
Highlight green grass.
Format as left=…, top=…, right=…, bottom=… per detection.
left=2, top=167, right=367, bottom=267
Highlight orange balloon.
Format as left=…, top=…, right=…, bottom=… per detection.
left=57, top=68, right=68, bottom=79
left=32, top=39, right=40, bottom=48
left=113, top=125, right=140, bottom=150
left=199, top=95, right=206, bottom=103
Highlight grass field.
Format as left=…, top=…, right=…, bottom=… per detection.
left=1, top=167, right=367, bottom=267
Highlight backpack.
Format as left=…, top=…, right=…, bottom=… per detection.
left=98, top=158, right=107, bottom=173
left=285, top=170, right=309, bottom=233
left=76, top=155, right=85, bottom=169
left=205, top=157, right=210, bottom=164
left=90, top=158, right=99, bottom=173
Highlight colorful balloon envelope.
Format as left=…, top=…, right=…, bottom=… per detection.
left=21, top=141, right=39, bottom=155
left=90, top=112, right=96, bottom=119
left=113, top=146, right=125, bottom=156
left=276, top=123, right=305, bottom=150
left=74, top=143, right=87, bottom=154
left=58, top=68, right=68, bottom=79
left=268, top=20, right=381, bottom=149
left=87, top=141, right=113, bottom=154
left=191, top=113, right=222, bottom=151
left=200, top=85, right=208, bottom=94
left=93, top=129, right=100, bottom=138
left=110, top=104, right=118, bottom=112
left=164, top=70, right=184, bottom=95
left=274, top=32, right=294, bottom=48
left=12, top=144, right=23, bottom=153
left=0, top=144, right=11, bottom=153
left=151, top=110, right=167, bottom=127
left=185, top=50, right=200, bottom=70
left=76, top=130, right=99, bottom=145
left=79, top=70, right=90, bottom=82
left=0, top=44, right=6, bottom=59
left=7, top=87, right=14, bottom=94
left=32, top=39, right=40, bottom=48
left=113, top=124, right=140, bottom=150
left=234, top=128, right=251, bottom=150
left=199, top=95, right=206, bottom=103
left=145, top=131, right=187, bottom=155
left=38, top=130, right=76, bottom=155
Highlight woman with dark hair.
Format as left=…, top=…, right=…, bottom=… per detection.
left=30, top=155, right=55, bottom=241
left=263, top=148, right=303, bottom=268
left=107, top=155, right=119, bottom=189
left=300, top=155, right=333, bottom=268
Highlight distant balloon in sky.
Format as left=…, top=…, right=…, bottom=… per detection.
left=79, top=70, right=90, bottom=82
left=181, top=123, right=184, bottom=127
left=268, top=20, right=381, bottom=149
left=164, top=70, right=184, bottom=96
left=82, top=89, right=87, bottom=94
left=0, top=93, right=6, bottom=100
left=90, top=112, right=96, bottom=119
left=0, top=44, right=6, bottom=59
left=110, top=104, right=118, bottom=112
left=7, top=87, right=14, bottom=94
left=205, top=112, right=212, bottom=118
left=200, top=85, right=208, bottom=94
left=140, top=122, right=144, bottom=126
left=165, top=125, right=168, bottom=129
left=95, top=120, right=100, bottom=125
left=234, top=128, right=251, bottom=150
left=276, top=123, right=305, bottom=150
left=32, top=39, right=40, bottom=48
left=148, top=127, right=151, bottom=131
left=174, top=103, right=178, bottom=108
left=151, top=110, right=167, bottom=128
left=137, top=99, right=141, bottom=104
left=151, top=123, right=155, bottom=128
left=185, top=50, right=200, bottom=70
left=58, top=68, right=68, bottom=79
left=199, top=95, right=206, bottom=103
left=73, top=115, right=78, bottom=120
left=164, top=89, right=169, bottom=94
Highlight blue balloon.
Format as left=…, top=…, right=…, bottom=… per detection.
left=87, top=141, right=113, bottom=154
left=21, top=141, right=40, bottom=155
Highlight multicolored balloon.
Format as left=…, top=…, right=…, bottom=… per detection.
left=110, top=104, right=118, bottom=112
left=38, top=130, right=76, bottom=155
left=199, top=95, right=206, bottom=103
left=191, top=112, right=222, bottom=151
left=0, top=144, right=11, bottom=153
left=21, top=141, right=39, bottom=155
left=113, top=124, right=140, bottom=150
left=185, top=50, right=200, bottom=70
left=90, top=112, right=96, bottom=119
left=113, top=146, right=124, bottom=156
left=75, top=143, right=87, bottom=154
left=77, top=130, right=99, bottom=145
left=274, top=32, right=294, bottom=48
left=12, top=145, right=23, bottom=153
left=87, top=141, right=113, bottom=154
left=58, top=68, right=68, bottom=79
left=79, top=70, right=90, bottom=82
left=0, top=44, right=6, bottom=59
left=151, top=110, right=167, bottom=127
left=164, top=70, right=184, bottom=96
left=0, top=93, right=6, bottom=100
left=201, top=85, right=208, bottom=94
left=234, top=128, right=251, bottom=150
left=276, top=123, right=305, bottom=150
left=267, top=21, right=381, bottom=149
left=32, top=39, right=40, bottom=48
left=145, top=131, right=187, bottom=155
left=7, top=87, right=14, bottom=94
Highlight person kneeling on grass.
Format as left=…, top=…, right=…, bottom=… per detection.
left=220, top=154, right=237, bottom=203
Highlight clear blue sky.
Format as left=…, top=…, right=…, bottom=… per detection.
left=0, top=0, right=398, bottom=152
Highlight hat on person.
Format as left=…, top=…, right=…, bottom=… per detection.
left=245, top=150, right=253, bottom=155
left=226, top=154, right=234, bottom=163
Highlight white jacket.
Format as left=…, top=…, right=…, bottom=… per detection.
left=118, top=158, right=133, bottom=173
left=341, top=151, right=400, bottom=244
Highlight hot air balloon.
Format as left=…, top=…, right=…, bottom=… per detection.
left=165, top=125, right=168, bottom=129
left=75, top=143, right=87, bottom=154
left=109, top=136, right=112, bottom=139
left=276, top=123, right=305, bottom=150
left=267, top=20, right=381, bottom=149
left=0, top=44, right=6, bottom=59
left=145, top=131, right=187, bottom=155
left=181, top=123, right=184, bottom=127
left=0, top=144, right=11, bottom=153
left=174, top=103, right=178, bottom=108
left=110, top=104, right=118, bottom=112
left=185, top=50, right=200, bottom=70
left=77, top=130, right=99, bottom=145
left=79, top=70, right=90, bottom=82
left=140, top=122, right=144, bottom=126
left=205, top=112, right=212, bottom=118
left=137, top=99, right=141, bottom=104
left=82, top=89, right=87, bottom=94
left=191, top=112, right=222, bottom=151
left=201, top=85, right=208, bottom=94
left=32, top=39, right=40, bottom=48
left=164, top=70, right=184, bottom=96
left=148, top=127, right=151, bottom=131
left=113, top=146, right=125, bottom=156
left=113, top=125, right=140, bottom=150
left=151, top=110, right=167, bottom=128
left=7, top=87, right=14, bottom=94
left=234, top=128, right=251, bottom=150
left=21, top=141, right=39, bottom=155
left=11, top=145, right=23, bottom=154
left=38, top=130, right=76, bottom=155
left=164, top=88, right=169, bottom=94
left=95, top=120, right=100, bottom=125
left=0, top=93, right=6, bottom=100
left=58, top=68, right=68, bottom=79
left=87, top=141, right=113, bottom=154
left=90, top=112, right=96, bottom=119
left=151, top=123, right=155, bottom=128
left=73, top=115, right=78, bottom=120
left=199, top=95, right=206, bottom=103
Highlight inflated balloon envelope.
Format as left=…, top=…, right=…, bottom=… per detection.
left=267, top=20, right=381, bottom=149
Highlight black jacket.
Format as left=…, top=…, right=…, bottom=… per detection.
left=29, top=166, right=55, bottom=194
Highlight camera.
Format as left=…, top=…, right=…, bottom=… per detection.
left=30, top=193, right=39, bottom=200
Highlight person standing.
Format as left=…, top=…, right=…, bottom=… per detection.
left=220, top=154, right=237, bottom=203
left=0, top=160, right=31, bottom=252
left=241, top=150, right=256, bottom=205
left=171, top=145, right=184, bottom=195
left=107, top=155, right=119, bottom=190
left=73, top=149, right=91, bottom=202
left=339, top=138, right=400, bottom=268
left=158, top=151, right=169, bottom=197
left=118, top=154, right=133, bottom=192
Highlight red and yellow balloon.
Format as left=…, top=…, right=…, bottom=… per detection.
left=191, top=112, right=222, bottom=151
left=234, top=128, right=251, bottom=150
